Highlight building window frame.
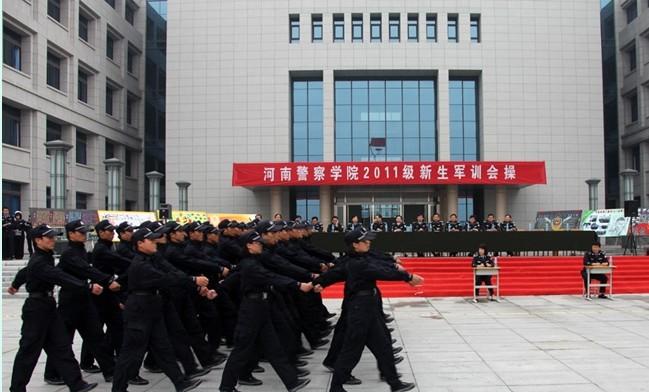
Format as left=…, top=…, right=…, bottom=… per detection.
left=352, top=14, right=363, bottom=42
left=333, top=14, right=345, bottom=42
left=311, top=14, right=323, bottom=42
left=290, top=14, right=300, bottom=43
left=407, top=14, right=418, bottom=42
left=46, top=50, right=63, bottom=91
left=448, top=14, right=459, bottom=42
left=426, top=14, right=437, bottom=42
left=3, top=104, right=22, bottom=147
left=76, top=130, right=88, bottom=165
left=3, top=27, right=23, bottom=71
left=389, top=14, right=400, bottom=42
left=470, top=14, right=481, bottom=43
left=625, top=0, right=638, bottom=24
left=370, top=14, right=381, bottom=42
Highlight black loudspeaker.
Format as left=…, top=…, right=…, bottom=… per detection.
left=624, top=200, right=640, bottom=217
left=159, top=203, right=172, bottom=220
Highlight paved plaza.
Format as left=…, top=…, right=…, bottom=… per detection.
left=3, top=295, right=649, bottom=391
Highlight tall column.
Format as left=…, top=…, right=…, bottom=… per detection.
left=104, top=158, right=124, bottom=210
left=445, top=185, right=459, bottom=217
left=176, top=181, right=191, bottom=211
left=319, top=186, right=333, bottom=224
left=270, top=187, right=282, bottom=218
left=146, top=171, right=164, bottom=211
left=44, top=140, right=73, bottom=209
left=495, top=186, right=507, bottom=221
left=620, top=169, right=639, bottom=201
left=585, top=178, right=601, bottom=210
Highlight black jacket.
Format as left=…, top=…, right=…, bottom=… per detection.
left=25, top=248, right=88, bottom=294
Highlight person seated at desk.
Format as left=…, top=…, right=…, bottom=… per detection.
left=327, top=216, right=344, bottom=233
left=430, top=213, right=445, bottom=233
left=581, top=241, right=609, bottom=299
left=482, top=213, right=500, bottom=232
left=346, top=215, right=363, bottom=232
left=391, top=215, right=406, bottom=232
left=371, top=214, right=388, bottom=232
left=472, top=244, right=495, bottom=302
left=446, top=214, right=462, bottom=256
left=500, top=214, right=517, bottom=232
left=465, top=215, right=482, bottom=232
left=411, top=214, right=429, bottom=233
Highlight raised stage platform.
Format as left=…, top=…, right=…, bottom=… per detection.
left=320, top=256, right=649, bottom=298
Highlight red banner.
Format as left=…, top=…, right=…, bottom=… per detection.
left=232, top=161, right=546, bottom=187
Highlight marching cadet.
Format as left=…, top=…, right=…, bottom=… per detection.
left=465, top=215, right=482, bottom=232
left=391, top=215, right=406, bottom=232
left=10, top=224, right=98, bottom=392
left=111, top=228, right=207, bottom=392
left=371, top=214, right=388, bottom=232
left=316, top=228, right=421, bottom=392
left=12, top=211, right=32, bottom=259
left=482, top=213, right=500, bottom=232
left=218, top=219, right=245, bottom=265
left=472, top=244, right=496, bottom=302
left=218, top=230, right=312, bottom=392
left=43, top=220, right=119, bottom=385
left=327, top=216, right=344, bottom=233
left=115, top=222, right=136, bottom=259
left=346, top=215, right=363, bottom=231
left=411, top=213, right=429, bottom=232
left=500, top=214, right=517, bottom=232
left=581, top=241, right=610, bottom=299
left=310, top=216, right=324, bottom=232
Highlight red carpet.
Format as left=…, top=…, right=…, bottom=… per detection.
left=320, top=256, right=649, bottom=298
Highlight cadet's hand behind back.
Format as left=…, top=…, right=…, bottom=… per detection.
left=299, top=282, right=313, bottom=292
left=195, top=276, right=209, bottom=287
left=408, top=274, right=424, bottom=287
left=90, top=283, right=104, bottom=295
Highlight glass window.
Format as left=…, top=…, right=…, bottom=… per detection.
left=47, top=52, right=61, bottom=90
left=470, top=15, right=480, bottom=42
left=105, top=140, right=114, bottom=159
left=125, top=149, right=133, bottom=176
left=312, top=14, right=323, bottom=42
left=389, top=14, right=400, bottom=41
left=407, top=14, right=418, bottom=41
left=125, top=3, right=136, bottom=25
left=79, top=13, right=90, bottom=42
left=352, top=14, right=363, bottom=42
left=105, top=0, right=116, bottom=8
left=449, top=78, right=480, bottom=160
left=627, top=44, right=637, bottom=72
left=106, top=84, right=115, bottom=115
left=626, top=1, right=638, bottom=24
left=78, top=68, right=89, bottom=103
left=126, top=95, right=135, bottom=125
left=448, top=14, right=458, bottom=42
left=3, top=28, right=22, bottom=70
left=76, top=131, right=87, bottom=164
left=426, top=14, right=437, bottom=41
left=46, top=120, right=62, bottom=155
left=3, top=105, right=21, bottom=147
left=333, top=14, right=344, bottom=42
left=48, top=0, right=61, bottom=22
left=76, top=192, right=88, bottom=209
left=292, top=80, right=323, bottom=161
left=127, top=47, right=136, bottom=73
left=628, top=92, right=639, bottom=123
left=107, top=32, right=115, bottom=59
left=370, top=14, right=381, bottom=42
left=290, top=15, right=300, bottom=43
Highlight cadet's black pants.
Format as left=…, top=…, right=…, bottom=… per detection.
left=10, top=297, right=86, bottom=392
left=581, top=269, right=608, bottom=294
left=219, top=297, right=298, bottom=391
left=93, top=292, right=124, bottom=355
left=475, top=276, right=494, bottom=296
left=112, top=299, right=184, bottom=392
left=44, top=293, right=116, bottom=379
left=13, top=234, right=25, bottom=259
left=330, top=294, right=399, bottom=392
left=171, top=291, right=214, bottom=365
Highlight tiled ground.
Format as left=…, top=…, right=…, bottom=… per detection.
left=4, top=295, right=649, bottom=391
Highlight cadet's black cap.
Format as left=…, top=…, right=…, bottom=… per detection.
left=198, top=223, right=214, bottom=233
left=164, top=221, right=183, bottom=232
left=31, top=224, right=57, bottom=239
left=95, top=220, right=115, bottom=232
left=344, top=227, right=376, bottom=245
left=132, top=228, right=163, bottom=243
left=255, top=220, right=273, bottom=234
left=66, top=219, right=90, bottom=233
left=268, top=220, right=285, bottom=232
left=285, top=221, right=296, bottom=230
left=146, top=221, right=170, bottom=234
left=227, top=220, right=239, bottom=228
left=238, top=230, right=263, bottom=246
left=245, top=221, right=256, bottom=229
left=217, top=219, right=231, bottom=230
left=137, top=220, right=152, bottom=229
left=116, top=222, right=134, bottom=233
left=237, top=222, right=247, bottom=230
left=184, top=222, right=201, bottom=232
left=294, top=222, right=309, bottom=230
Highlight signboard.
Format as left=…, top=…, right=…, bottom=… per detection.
left=232, top=161, right=547, bottom=187
left=171, top=210, right=208, bottom=224
left=207, top=213, right=257, bottom=225
left=29, top=209, right=99, bottom=228
left=534, top=210, right=582, bottom=231
left=635, top=208, right=649, bottom=236
left=97, top=210, right=157, bottom=241
left=580, top=209, right=630, bottom=237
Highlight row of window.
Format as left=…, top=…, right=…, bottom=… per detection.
left=290, top=13, right=480, bottom=44
left=48, top=0, right=138, bottom=28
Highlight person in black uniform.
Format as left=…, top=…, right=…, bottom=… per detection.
left=391, top=215, right=406, bottom=232
left=218, top=230, right=312, bottom=392
left=482, top=213, right=500, bottom=232
left=3, top=206, right=15, bottom=259
left=10, top=224, right=98, bottom=392
left=42, top=219, right=120, bottom=385
left=445, top=214, right=462, bottom=256
left=327, top=216, right=344, bottom=233
left=310, top=216, right=323, bottom=232
left=111, top=227, right=206, bottom=392
left=317, top=228, right=421, bottom=392
left=412, top=214, right=428, bottom=257
left=465, top=215, right=481, bottom=232
left=371, top=214, right=388, bottom=232
left=12, top=211, right=32, bottom=259
left=115, top=222, right=136, bottom=259
left=346, top=215, right=363, bottom=232
left=472, top=244, right=495, bottom=302
left=500, top=214, right=517, bottom=232
left=430, top=213, right=445, bottom=257
left=581, top=241, right=609, bottom=299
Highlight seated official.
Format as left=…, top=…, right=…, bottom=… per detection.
left=465, top=215, right=481, bottom=232
left=327, top=216, right=344, bottom=233
left=472, top=244, right=496, bottom=301
left=310, top=216, right=323, bottom=232
left=346, top=216, right=363, bottom=232
left=482, top=213, right=500, bottom=232
left=430, top=214, right=445, bottom=233
left=391, top=215, right=406, bottom=232
left=500, top=214, right=517, bottom=232
left=371, top=214, right=388, bottom=232
left=581, top=241, right=609, bottom=299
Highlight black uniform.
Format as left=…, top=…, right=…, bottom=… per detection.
left=411, top=221, right=429, bottom=232
left=312, top=222, right=324, bottom=232
left=472, top=254, right=495, bottom=296
left=482, top=220, right=500, bottom=232
left=391, top=222, right=406, bottom=232
left=111, top=249, right=195, bottom=392
left=430, top=220, right=445, bottom=232
left=218, top=252, right=302, bottom=392
left=346, top=222, right=363, bottom=232
left=328, top=250, right=412, bottom=392
left=3, top=213, right=15, bottom=259
left=12, top=217, right=32, bottom=259
left=465, top=221, right=482, bottom=232
left=10, top=247, right=93, bottom=392
left=327, top=222, right=344, bottom=233
left=43, top=241, right=117, bottom=381
left=500, top=221, right=517, bottom=232
left=581, top=250, right=608, bottom=295
left=371, top=221, right=388, bottom=232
